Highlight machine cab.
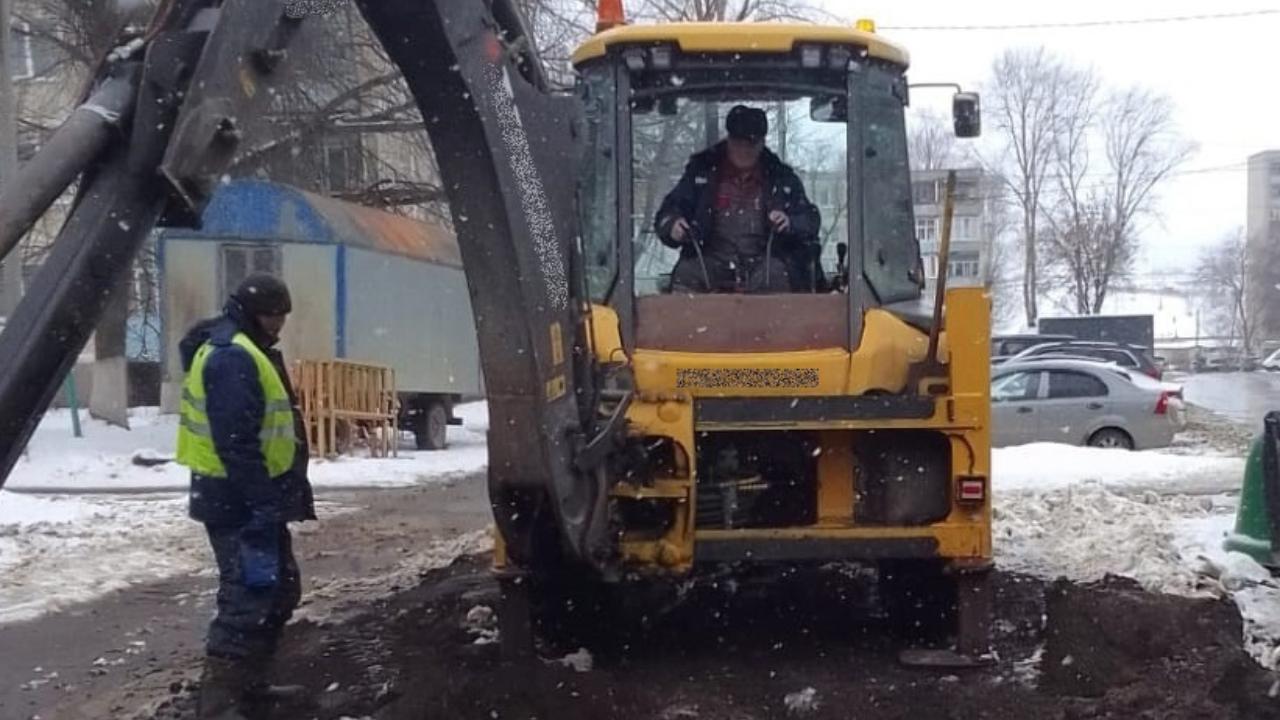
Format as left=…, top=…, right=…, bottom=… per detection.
left=572, top=22, right=974, bottom=358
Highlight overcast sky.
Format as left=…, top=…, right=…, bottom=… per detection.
left=820, top=0, right=1280, bottom=283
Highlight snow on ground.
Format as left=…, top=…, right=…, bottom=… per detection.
left=0, top=493, right=363, bottom=626
left=6, top=402, right=489, bottom=492
left=994, top=443, right=1245, bottom=496
left=0, top=490, right=200, bottom=624
left=1173, top=513, right=1280, bottom=669
left=0, top=403, right=491, bottom=625
left=993, top=481, right=1229, bottom=595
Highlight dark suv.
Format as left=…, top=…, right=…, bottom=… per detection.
left=1010, top=341, right=1162, bottom=380
left=991, top=334, right=1076, bottom=359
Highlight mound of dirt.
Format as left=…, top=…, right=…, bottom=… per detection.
left=149, top=558, right=1280, bottom=720
left=1043, top=575, right=1279, bottom=718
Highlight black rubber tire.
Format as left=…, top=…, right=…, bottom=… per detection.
left=1088, top=427, right=1134, bottom=450
left=879, top=560, right=958, bottom=643
left=414, top=401, right=449, bottom=450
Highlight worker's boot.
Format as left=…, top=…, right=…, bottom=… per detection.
left=244, top=679, right=309, bottom=703
left=196, top=655, right=250, bottom=720
left=242, top=653, right=311, bottom=706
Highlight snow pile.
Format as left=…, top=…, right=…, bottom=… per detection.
left=1174, top=516, right=1280, bottom=669
left=994, top=444, right=1244, bottom=496
left=0, top=490, right=100, bottom=528
left=306, top=401, right=489, bottom=489
left=557, top=648, right=594, bottom=673
left=0, top=490, right=202, bottom=624
left=0, top=403, right=492, bottom=626
left=6, top=402, right=491, bottom=492
left=783, top=687, right=819, bottom=715
left=993, top=482, right=1222, bottom=595
left=1235, top=586, right=1280, bottom=670
left=463, top=604, right=499, bottom=645
left=9, top=408, right=189, bottom=491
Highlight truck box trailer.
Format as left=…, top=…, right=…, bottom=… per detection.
left=159, top=180, right=482, bottom=450
left=1038, top=315, right=1155, bottom=352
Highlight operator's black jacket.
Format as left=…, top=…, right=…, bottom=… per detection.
left=654, top=141, right=822, bottom=265
left=179, top=299, right=315, bottom=528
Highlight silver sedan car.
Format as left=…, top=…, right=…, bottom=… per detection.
left=991, top=359, right=1180, bottom=450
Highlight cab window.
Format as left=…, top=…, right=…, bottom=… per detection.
left=578, top=65, right=620, bottom=303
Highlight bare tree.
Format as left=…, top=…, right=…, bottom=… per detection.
left=1251, top=232, right=1280, bottom=344
left=11, top=0, right=152, bottom=73
left=1098, top=86, right=1195, bottom=290
left=980, top=47, right=1075, bottom=328
left=1040, top=67, right=1102, bottom=314
left=907, top=109, right=956, bottom=172
left=228, top=4, right=447, bottom=217
left=1196, top=228, right=1259, bottom=353
left=1, top=0, right=20, bottom=316
left=634, top=0, right=833, bottom=22
left=1041, top=83, right=1192, bottom=315
left=514, top=0, right=595, bottom=83
left=1042, top=192, right=1129, bottom=314
left=977, top=179, right=1020, bottom=328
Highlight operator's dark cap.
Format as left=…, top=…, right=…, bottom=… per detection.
left=234, top=273, right=292, bottom=316
left=726, top=105, right=768, bottom=142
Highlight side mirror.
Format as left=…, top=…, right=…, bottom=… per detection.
left=810, top=94, right=847, bottom=123
left=953, top=92, right=981, bottom=138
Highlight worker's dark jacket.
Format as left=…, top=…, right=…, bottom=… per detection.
left=654, top=142, right=822, bottom=265
left=179, top=300, right=315, bottom=529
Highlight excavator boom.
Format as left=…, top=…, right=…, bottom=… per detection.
left=0, top=0, right=611, bottom=566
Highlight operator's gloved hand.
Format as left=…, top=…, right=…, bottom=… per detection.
left=238, top=524, right=280, bottom=589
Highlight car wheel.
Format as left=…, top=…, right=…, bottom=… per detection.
left=1088, top=428, right=1134, bottom=450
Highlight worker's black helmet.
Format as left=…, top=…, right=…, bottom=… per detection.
left=233, top=273, right=292, bottom=316
left=726, top=105, right=768, bottom=142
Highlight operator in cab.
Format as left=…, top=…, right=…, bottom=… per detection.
left=654, top=105, right=821, bottom=294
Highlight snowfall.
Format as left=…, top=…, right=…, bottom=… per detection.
left=2, top=404, right=1279, bottom=671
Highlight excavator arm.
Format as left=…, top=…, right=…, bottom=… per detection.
left=0, top=0, right=617, bottom=569
left=354, top=0, right=618, bottom=568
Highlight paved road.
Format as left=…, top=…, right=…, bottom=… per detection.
left=1183, top=371, right=1280, bottom=430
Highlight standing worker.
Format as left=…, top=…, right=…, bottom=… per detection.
left=175, top=274, right=314, bottom=718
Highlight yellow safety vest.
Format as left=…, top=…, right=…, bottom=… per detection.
left=175, top=333, right=297, bottom=478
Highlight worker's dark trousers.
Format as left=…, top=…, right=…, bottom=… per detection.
left=204, top=524, right=301, bottom=660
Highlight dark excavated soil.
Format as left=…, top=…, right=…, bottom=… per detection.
left=145, top=556, right=1279, bottom=720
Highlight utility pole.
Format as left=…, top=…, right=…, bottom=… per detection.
left=0, top=0, right=22, bottom=317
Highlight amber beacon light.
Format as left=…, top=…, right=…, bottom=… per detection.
left=597, top=0, right=627, bottom=32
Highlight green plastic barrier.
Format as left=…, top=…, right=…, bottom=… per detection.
left=1225, top=436, right=1272, bottom=563
left=1225, top=413, right=1280, bottom=565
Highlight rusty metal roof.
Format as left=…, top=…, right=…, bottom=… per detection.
left=184, top=180, right=461, bottom=267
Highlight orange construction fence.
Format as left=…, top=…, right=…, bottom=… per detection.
left=292, top=360, right=398, bottom=459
